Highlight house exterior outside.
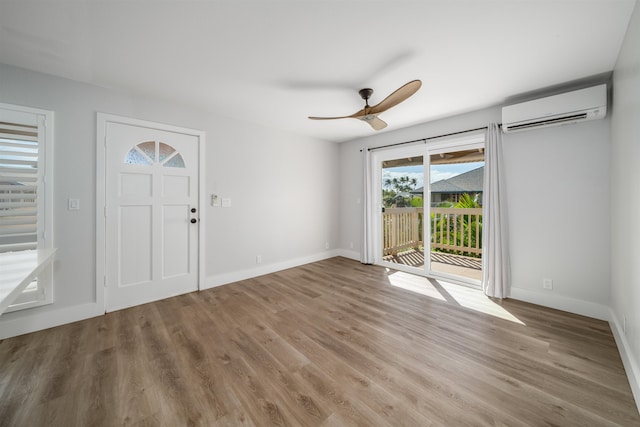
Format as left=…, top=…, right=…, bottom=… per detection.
left=412, top=166, right=484, bottom=207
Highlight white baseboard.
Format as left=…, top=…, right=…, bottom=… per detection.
left=334, top=248, right=360, bottom=261
left=203, top=249, right=341, bottom=289
left=0, top=302, right=103, bottom=340
left=609, top=309, right=640, bottom=412
left=509, top=287, right=609, bottom=321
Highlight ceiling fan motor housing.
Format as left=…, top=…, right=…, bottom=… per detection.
left=359, top=88, right=374, bottom=101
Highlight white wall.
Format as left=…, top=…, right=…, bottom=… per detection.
left=204, top=115, right=340, bottom=286
left=611, top=0, right=640, bottom=404
left=0, top=63, right=339, bottom=338
left=339, top=104, right=612, bottom=319
left=503, top=118, right=611, bottom=318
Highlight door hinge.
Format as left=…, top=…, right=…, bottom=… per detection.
left=104, top=276, right=107, bottom=287
left=104, top=206, right=107, bottom=217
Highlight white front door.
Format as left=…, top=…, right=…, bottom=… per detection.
left=105, top=121, right=200, bottom=311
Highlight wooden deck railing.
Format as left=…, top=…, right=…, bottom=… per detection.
left=382, top=208, right=423, bottom=256
left=382, top=207, right=483, bottom=257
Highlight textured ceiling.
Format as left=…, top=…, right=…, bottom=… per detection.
left=0, top=0, right=636, bottom=142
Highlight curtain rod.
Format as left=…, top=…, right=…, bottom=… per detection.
left=360, top=124, right=499, bottom=152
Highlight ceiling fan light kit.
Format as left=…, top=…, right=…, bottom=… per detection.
left=308, top=79, right=422, bottom=131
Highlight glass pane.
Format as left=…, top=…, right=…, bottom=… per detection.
left=158, top=142, right=175, bottom=162
left=381, top=156, right=424, bottom=271
left=428, top=149, right=484, bottom=282
left=137, top=141, right=156, bottom=162
left=163, top=153, right=185, bottom=168
left=125, top=148, right=152, bottom=165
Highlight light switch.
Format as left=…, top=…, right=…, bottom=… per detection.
left=221, top=198, right=231, bottom=208
left=68, top=198, right=80, bottom=210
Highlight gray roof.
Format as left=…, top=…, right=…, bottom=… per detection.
left=444, top=166, right=484, bottom=193
left=411, top=166, right=484, bottom=195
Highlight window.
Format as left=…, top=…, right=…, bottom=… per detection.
left=125, top=141, right=185, bottom=167
left=0, top=103, right=54, bottom=311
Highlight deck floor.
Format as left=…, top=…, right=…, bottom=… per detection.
left=383, top=249, right=483, bottom=280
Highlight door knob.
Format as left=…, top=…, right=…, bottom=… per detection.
left=190, top=218, right=197, bottom=223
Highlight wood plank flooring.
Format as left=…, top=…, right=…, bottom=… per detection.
left=0, top=257, right=638, bottom=426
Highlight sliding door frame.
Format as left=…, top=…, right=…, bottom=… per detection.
left=370, top=131, right=486, bottom=286
left=372, top=144, right=427, bottom=276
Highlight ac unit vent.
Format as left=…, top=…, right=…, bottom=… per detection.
left=502, top=85, right=606, bottom=133
left=505, top=113, right=588, bottom=131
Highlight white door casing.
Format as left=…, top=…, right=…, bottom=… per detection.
left=97, top=114, right=205, bottom=312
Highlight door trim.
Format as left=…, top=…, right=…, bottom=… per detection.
left=96, top=113, right=206, bottom=312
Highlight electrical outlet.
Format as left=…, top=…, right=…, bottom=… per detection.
left=349, top=241, right=354, bottom=249
left=543, top=278, right=553, bottom=290
left=256, top=255, right=262, bottom=264
left=68, top=198, right=80, bottom=210
left=325, top=242, right=330, bottom=250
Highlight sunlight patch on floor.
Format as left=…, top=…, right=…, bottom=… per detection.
left=386, top=270, right=447, bottom=301
left=386, top=270, right=525, bottom=325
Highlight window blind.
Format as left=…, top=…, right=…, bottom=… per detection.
left=0, top=121, right=39, bottom=253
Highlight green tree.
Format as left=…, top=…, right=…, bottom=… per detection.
left=455, top=193, right=480, bottom=209
left=454, top=193, right=482, bottom=254
left=431, top=193, right=482, bottom=258
left=383, top=175, right=418, bottom=207
left=384, top=175, right=418, bottom=193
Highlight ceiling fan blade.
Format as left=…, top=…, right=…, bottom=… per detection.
left=308, top=115, right=354, bottom=120
left=359, top=115, right=388, bottom=130
left=369, top=80, right=422, bottom=115
left=309, top=107, right=368, bottom=121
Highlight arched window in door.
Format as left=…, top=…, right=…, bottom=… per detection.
left=125, top=141, right=185, bottom=168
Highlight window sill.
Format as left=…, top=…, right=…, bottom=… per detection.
left=0, top=248, right=57, bottom=315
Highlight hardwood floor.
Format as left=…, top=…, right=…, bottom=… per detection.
left=0, top=257, right=638, bottom=426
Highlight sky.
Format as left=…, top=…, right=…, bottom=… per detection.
left=382, top=162, right=484, bottom=191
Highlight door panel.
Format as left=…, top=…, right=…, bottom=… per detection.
left=426, top=145, right=484, bottom=285
left=373, top=145, right=426, bottom=275
left=163, top=175, right=189, bottom=197
left=162, top=204, right=190, bottom=278
left=105, top=122, right=199, bottom=311
left=121, top=173, right=152, bottom=197
left=119, top=205, right=152, bottom=286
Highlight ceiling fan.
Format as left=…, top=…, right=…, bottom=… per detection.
left=308, top=79, right=422, bottom=130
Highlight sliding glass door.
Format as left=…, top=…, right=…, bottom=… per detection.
left=427, top=144, right=484, bottom=284
left=377, top=147, right=425, bottom=273
left=372, top=132, right=485, bottom=286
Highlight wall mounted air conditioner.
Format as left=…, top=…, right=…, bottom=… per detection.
left=502, top=84, right=607, bottom=133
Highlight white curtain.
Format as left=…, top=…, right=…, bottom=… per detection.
left=482, top=123, right=510, bottom=298
left=361, top=149, right=375, bottom=264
